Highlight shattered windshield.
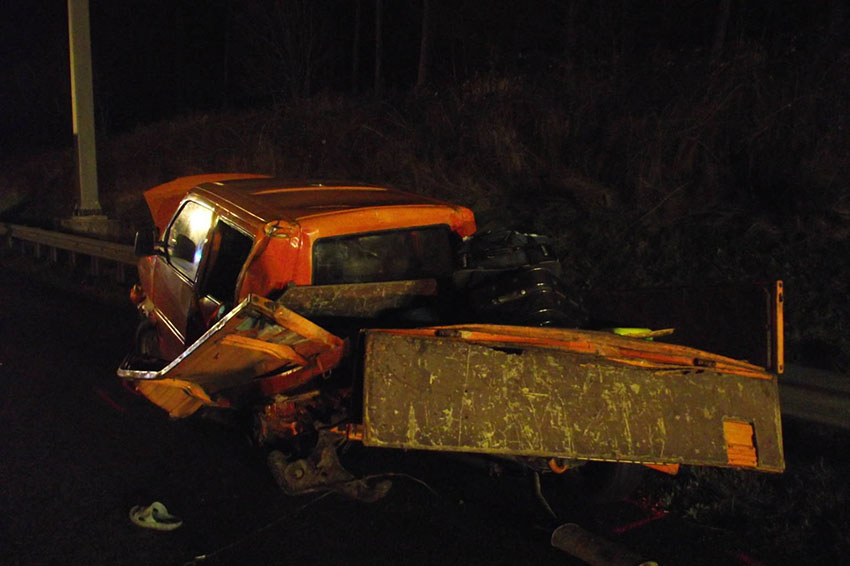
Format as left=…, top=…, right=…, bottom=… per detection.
left=312, top=225, right=454, bottom=284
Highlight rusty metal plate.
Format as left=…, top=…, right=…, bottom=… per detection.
left=362, top=328, right=784, bottom=472
left=277, top=279, right=439, bottom=318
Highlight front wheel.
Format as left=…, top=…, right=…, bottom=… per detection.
left=134, top=319, right=161, bottom=359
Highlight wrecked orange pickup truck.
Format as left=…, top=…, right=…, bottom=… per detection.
left=119, top=174, right=784, bottom=498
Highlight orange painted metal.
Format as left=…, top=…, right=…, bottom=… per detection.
left=120, top=295, right=347, bottom=414
left=235, top=306, right=347, bottom=398
left=272, top=305, right=344, bottom=350
left=643, top=463, right=680, bottom=475
left=139, top=176, right=476, bottom=362
left=293, top=206, right=475, bottom=286
left=144, top=173, right=269, bottom=233
left=774, top=280, right=785, bottom=374
left=203, top=181, right=477, bottom=235
left=135, top=378, right=217, bottom=418
left=724, top=420, right=758, bottom=468
left=231, top=202, right=476, bottom=292
left=248, top=305, right=348, bottom=398
left=237, top=227, right=297, bottom=301
left=329, top=423, right=365, bottom=442
left=219, top=335, right=309, bottom=366
left=380, top=324, right=773, bottom=380
left=158, top=180, right=479, bottom=296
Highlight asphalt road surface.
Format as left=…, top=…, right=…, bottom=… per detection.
left=0, top=262, right=790, bottom=566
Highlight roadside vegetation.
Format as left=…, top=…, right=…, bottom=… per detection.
left=643, top=420, right=850, bottom=563
left=4, top=47, right=848, bottom=372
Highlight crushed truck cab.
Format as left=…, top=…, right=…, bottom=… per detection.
left=119, top=175, right=784, bottom=494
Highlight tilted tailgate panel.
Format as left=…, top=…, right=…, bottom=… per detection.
left=362, top=327, right=784, bottom=471
left=118, top=295, right=344, bottom=417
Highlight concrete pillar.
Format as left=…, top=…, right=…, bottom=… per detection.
left=68, top=0, right=101, bottom=215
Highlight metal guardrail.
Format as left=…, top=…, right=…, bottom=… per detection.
left=2, top=223, right=848, bottom=428
left=780, top=364, right=850, bottom=429
left=2, top=222, right=136, bottom=282
left=3, top=223, right=136, bottom=264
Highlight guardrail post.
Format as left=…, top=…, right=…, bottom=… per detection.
left=116, top=262, right=127, bottom=284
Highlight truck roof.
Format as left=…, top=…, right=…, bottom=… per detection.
left=144, top=174, right=472, bottom=234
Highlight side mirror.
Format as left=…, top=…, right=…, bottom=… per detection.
left=134, top=229, right=158, bottom=257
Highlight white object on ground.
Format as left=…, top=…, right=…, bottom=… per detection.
left=129, top=501, right=183, bottom=531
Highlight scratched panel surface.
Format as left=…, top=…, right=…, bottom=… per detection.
left=278, top=279, right=438, bottom=318
left=362, top=332, right=784, bottom=471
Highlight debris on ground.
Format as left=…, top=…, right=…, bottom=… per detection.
left=129, top=501, right=183, bottom=531
left=551, top=522, right=658, bottom=566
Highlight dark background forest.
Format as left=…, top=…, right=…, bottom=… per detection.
left=1, top=0, right=849, bottom=371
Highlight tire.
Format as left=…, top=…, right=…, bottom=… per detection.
left=134, top=320, right=161, bottom=359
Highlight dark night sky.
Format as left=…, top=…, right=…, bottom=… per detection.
left=1, top=1, right=231, bottom=153
left=0, top=0, right=845, bottom=157
left=1, top=2, right=72, bottom=153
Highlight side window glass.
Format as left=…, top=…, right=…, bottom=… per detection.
left=166, top=201, right=213, bottom=281
left=201, top=221, right=254, bottom=303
